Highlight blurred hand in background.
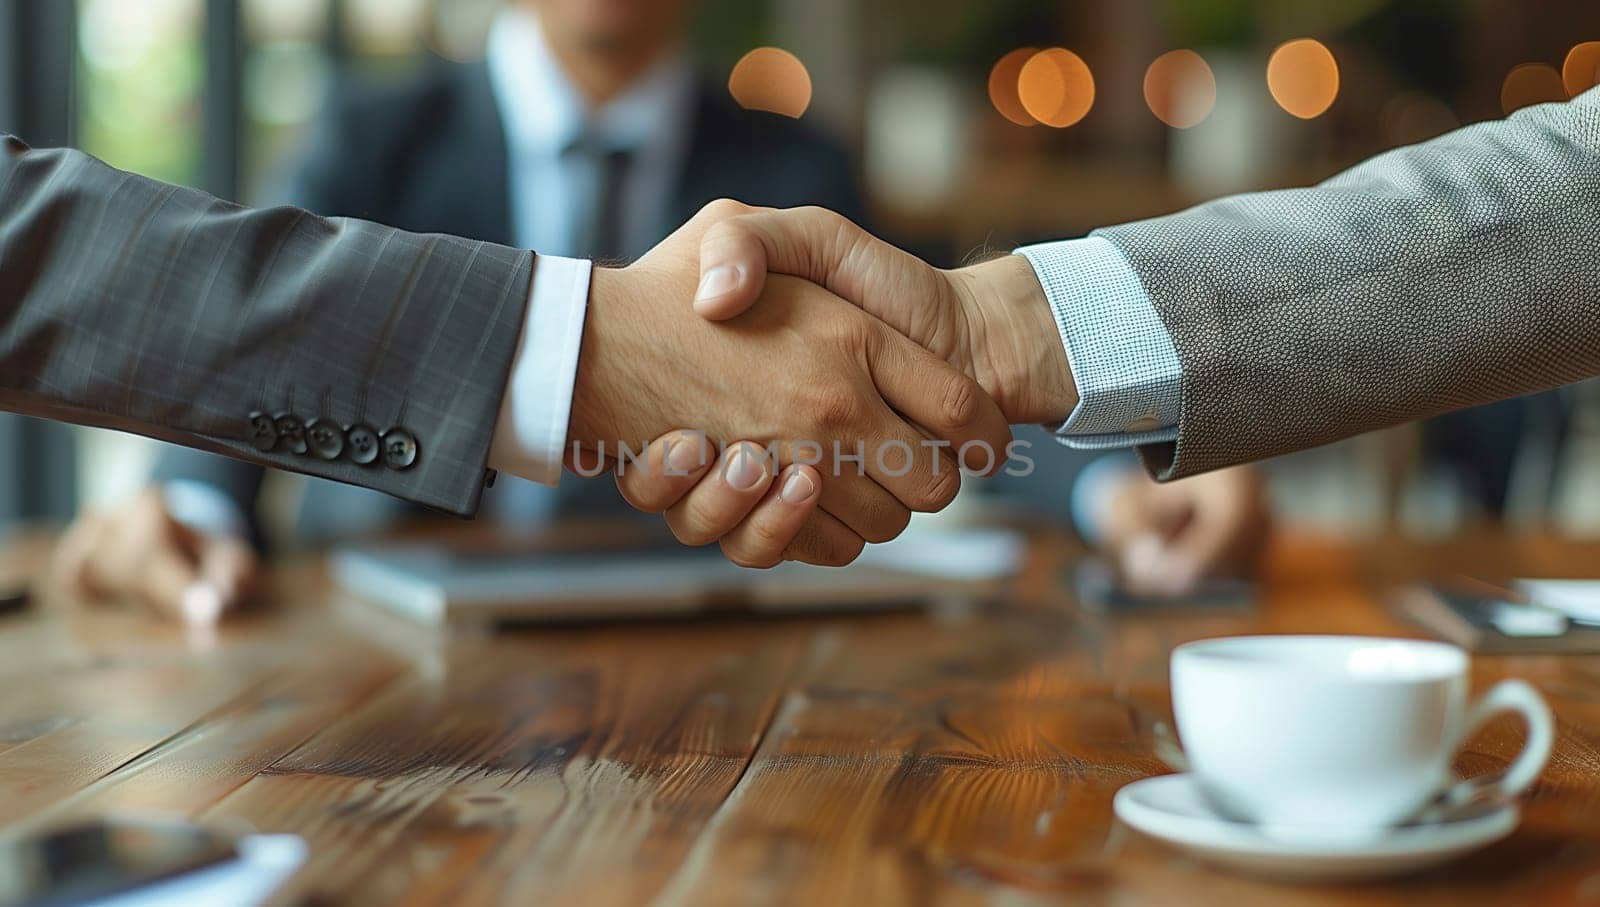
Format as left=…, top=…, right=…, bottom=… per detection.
left=1092, top=464, right=1270, bottom=597
left=47, top=490, right=262, bottom=625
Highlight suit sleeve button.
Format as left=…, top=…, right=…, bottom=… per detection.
left=307, top=419, right=345, bottom=460
left=347, top=424, right=381, bottom=465
left=249, top=412, right=279, bottom=452
left=381, top=428, right=418, bottom=470
left=274, top=414, right=308, bottom=454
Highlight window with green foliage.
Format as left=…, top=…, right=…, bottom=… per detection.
left=75, top=0, right=204, bottom=184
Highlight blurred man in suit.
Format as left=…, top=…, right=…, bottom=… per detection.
left=56, top=0, right=868, bottom=619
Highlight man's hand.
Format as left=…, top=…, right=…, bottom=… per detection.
left=1098, top=465, right=1270, bottom=597
left=47, top=490, right=261, bottom=624
left=569, top=202, right=1014, bottom=566
left=690, top=202, right=1080, bottom=425
left=612, top=430, right=826, bottom=569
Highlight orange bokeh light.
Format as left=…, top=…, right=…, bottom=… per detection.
left=1017, top=48, right=1095, bottom=128
left=989, top=48, right=1039, bottom=126
left=1144, top=49, right=1217, bottom=129
left=728, top=47, right=812, bottom=119
left=1564, top=42, right=1600, bottom=98
left=1267, top=38, right=1339, bottom=119
left=1500, top=63, right=1566, bottom=115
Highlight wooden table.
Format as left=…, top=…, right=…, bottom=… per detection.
left=1, top=528, right=1599, bottom=905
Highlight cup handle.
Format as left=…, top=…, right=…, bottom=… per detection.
left=1439, top=679, right=1554, bottom=807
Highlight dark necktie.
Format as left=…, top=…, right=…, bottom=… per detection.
left=492, top=139, right=645, bottom=524
left=571, top=142, right=636, bottom=263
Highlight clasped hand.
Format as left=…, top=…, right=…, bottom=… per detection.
left=586, top=200, right=1079, bottom=568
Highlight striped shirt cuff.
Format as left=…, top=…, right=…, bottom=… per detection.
left=1015, top=236, right=1181, bottom=450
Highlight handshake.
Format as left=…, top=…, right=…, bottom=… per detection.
left=38, top=83, right=1600, bottom=622
left=558, top=200, right=1080, bottom=569
left=53, top=202, right=1088, bottom=624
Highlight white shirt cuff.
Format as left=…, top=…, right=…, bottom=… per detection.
left=1014, top=236, right=1182, bottom=450
left=489, top=254, right=592, bottom=486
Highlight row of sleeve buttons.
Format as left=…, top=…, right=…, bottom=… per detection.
left=249, top=412, right=418, bottom=470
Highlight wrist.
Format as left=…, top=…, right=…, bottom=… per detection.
left=568, top=265, right=688, bottom=453
left=953, top=254, right=1078, bottom=424
left=568, top=267, right=628, bottom=449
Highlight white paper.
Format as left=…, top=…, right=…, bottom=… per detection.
left=1515, top=579, right=1600, bottom=625
left=857, top=527, right=1025, bottom=580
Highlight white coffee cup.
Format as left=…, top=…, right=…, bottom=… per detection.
left=1171, top=635, right=1553, bottom=835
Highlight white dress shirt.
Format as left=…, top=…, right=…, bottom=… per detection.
left=487, top=6, right=695, bottom=260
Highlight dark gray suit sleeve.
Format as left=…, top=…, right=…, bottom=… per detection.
left=0, top=136, right=533, bottom=516
left=149, top=95, right=376, bottom=529
left=1095, top=87, right=1600, bottom=481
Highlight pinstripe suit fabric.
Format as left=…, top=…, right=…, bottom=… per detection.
left=0, top=136, right=533, bottom=516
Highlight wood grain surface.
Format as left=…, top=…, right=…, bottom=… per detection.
left=1, top=526, right=1598, bottom=906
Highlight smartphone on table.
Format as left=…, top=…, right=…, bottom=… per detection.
left=0, top=818, right=241, bottom=907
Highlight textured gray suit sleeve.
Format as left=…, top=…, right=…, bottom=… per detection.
left=1095, top=88, right=1600, bottom=481
left=0, top=136, right=533, bottom=516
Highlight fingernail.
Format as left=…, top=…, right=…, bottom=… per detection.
left=666, top=436, right=705, bottom=475
left=182, top=583, right=223, bottom=625
left=780, top=469, right=816, bottom=504
left=695, top=265, right=740, bottom=303
left=724, top=445, right=768, bottom=491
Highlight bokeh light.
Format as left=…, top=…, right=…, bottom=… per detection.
left=344, top=0, right=427, bottom=55
left=989, top=48, right=1038, bottom=126
left=427, top=0, right=497, bottom=63
left=245, top=43, right=330, bottom=126
left=1144, top=49, right=1217, bottom=129
left=1501, top=63, right=1566, bottom=115
left=80, top=0, right=200, bottom=71
left=728, top=47, right=812, bottom=119
left=1266, top=38, right=1340, bottom=119
left=1017, top=48, right=1095, bottom=128
left=242, top=0, right=323, bottom=42
left=1564, top=42, right=1600, bottom=98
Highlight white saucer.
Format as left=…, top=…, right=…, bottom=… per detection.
left=1113, top=773, right=1518, bottom=881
